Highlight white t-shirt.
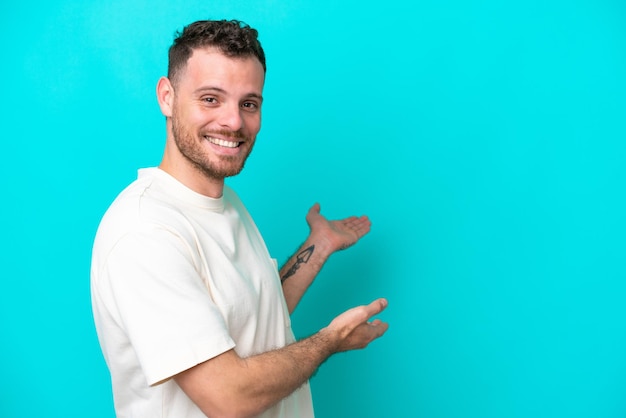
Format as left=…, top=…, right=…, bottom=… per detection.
left=91, top=168, right=314, bottom=418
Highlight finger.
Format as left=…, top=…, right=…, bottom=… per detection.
left=342, top=215, right=368, bottom=224
left=345, top=215, right=370, bottom=228
left=305, top=203, right=323, bottom=226
left=340, top=216, right=359, bottom=224
left=363, top=298, right=388, bottom=319
left=368, top=320, right=389, bottom=337
left=344, top=219, right=371, bottom=238
left=342, top=217, right=370, bottom=232
left=372, top=321, right=389, bottom=338
left=356, top=319, right=389, bottom=347
left=308, top=202, right=321, bottom=215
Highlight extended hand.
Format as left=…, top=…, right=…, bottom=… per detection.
left=306, top=203, right=371, bottom=254
left=323, top=298, right=389, bottom=352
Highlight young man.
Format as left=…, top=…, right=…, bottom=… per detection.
left=91, top=20, right=388, bottom=418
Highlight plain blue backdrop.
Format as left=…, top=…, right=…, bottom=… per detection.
left=2, top=1, right=626, bottom=417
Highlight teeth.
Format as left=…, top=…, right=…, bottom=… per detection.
left=206, top=136, right=239, bottom=148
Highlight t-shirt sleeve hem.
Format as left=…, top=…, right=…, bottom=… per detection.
left=145, top=335, right=236, bottom=386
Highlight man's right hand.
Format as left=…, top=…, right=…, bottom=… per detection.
left=322, top=298, right=389, bottom=352
left=175, top=298, right=388, bottom=417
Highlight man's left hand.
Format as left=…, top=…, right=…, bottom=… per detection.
left=305, top=203, right=371, bottom=254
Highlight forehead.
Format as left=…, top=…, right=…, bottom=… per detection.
left=177, top=47, right=265, bottom=94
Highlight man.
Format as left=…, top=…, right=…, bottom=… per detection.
left=91, top=19, right=388, bottom=418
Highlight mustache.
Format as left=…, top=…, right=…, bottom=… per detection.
left=203, top=129, right=249, bottom=141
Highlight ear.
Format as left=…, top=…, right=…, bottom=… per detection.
left=156, top=76, right=174, bottom=117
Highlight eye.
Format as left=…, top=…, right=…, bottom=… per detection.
left=242, top=101, right=260, bottom=112
left=202, top=97, right=218, bottom=105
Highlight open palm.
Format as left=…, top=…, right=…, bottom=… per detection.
left=305, top=203, right=371, bottom=253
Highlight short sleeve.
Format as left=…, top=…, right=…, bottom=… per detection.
left=97, top=225, right=236, bottom=385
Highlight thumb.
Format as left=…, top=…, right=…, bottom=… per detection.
left=306, top=203, right=322, bottom=224
left=308, top=202, right=321, bottom=215
left=365, top=298, right=388, bottom=319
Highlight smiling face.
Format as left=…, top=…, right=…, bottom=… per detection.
left=157, top=47, right=265, bottom=197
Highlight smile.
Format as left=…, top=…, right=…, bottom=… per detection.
left=205, top=136, right=240, bottom=148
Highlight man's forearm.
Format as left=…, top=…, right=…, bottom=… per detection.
left=238, top=329, right=338, bottom=411
left=279, top=204, right=372, bottom=313
left=175, top=328, right=340, bottom=418
left=280, top=237, right=333, bottom=313
left=175, top=299, right=388, bottom=418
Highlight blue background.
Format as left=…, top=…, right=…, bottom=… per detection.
left=2, top=1, right=626, bottom=417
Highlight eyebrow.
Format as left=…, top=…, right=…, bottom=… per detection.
left=194, top=86, right=263, bottom=102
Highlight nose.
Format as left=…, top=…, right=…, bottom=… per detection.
left=217, top=102, right=243, bottom=131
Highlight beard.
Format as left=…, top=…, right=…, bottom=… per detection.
left=170, top=108, right=255, bottom=180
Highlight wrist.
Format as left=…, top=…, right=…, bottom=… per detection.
left=305, top=234, right=335, bottom=261
left=315, top=327, right=342, bottom=355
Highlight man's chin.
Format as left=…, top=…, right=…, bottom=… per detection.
left=198, top=162, right=246, bottom=180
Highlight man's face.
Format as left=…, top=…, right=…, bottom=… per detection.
left=168, top=48, right=265, bottom=180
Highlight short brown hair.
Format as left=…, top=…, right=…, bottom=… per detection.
left=168, top=19, right=266, bottom=85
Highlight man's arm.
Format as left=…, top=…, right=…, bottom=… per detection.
left=175, top=298, right=388, bottom=418
left=279, top=203, right=371, bottom=313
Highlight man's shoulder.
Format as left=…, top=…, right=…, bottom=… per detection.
left=102, top=171, right=160, bottom=222
left=94, top=170, right=190, bottom=249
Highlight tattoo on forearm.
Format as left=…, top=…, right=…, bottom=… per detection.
left=281, top=245, right=315, bottom=283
